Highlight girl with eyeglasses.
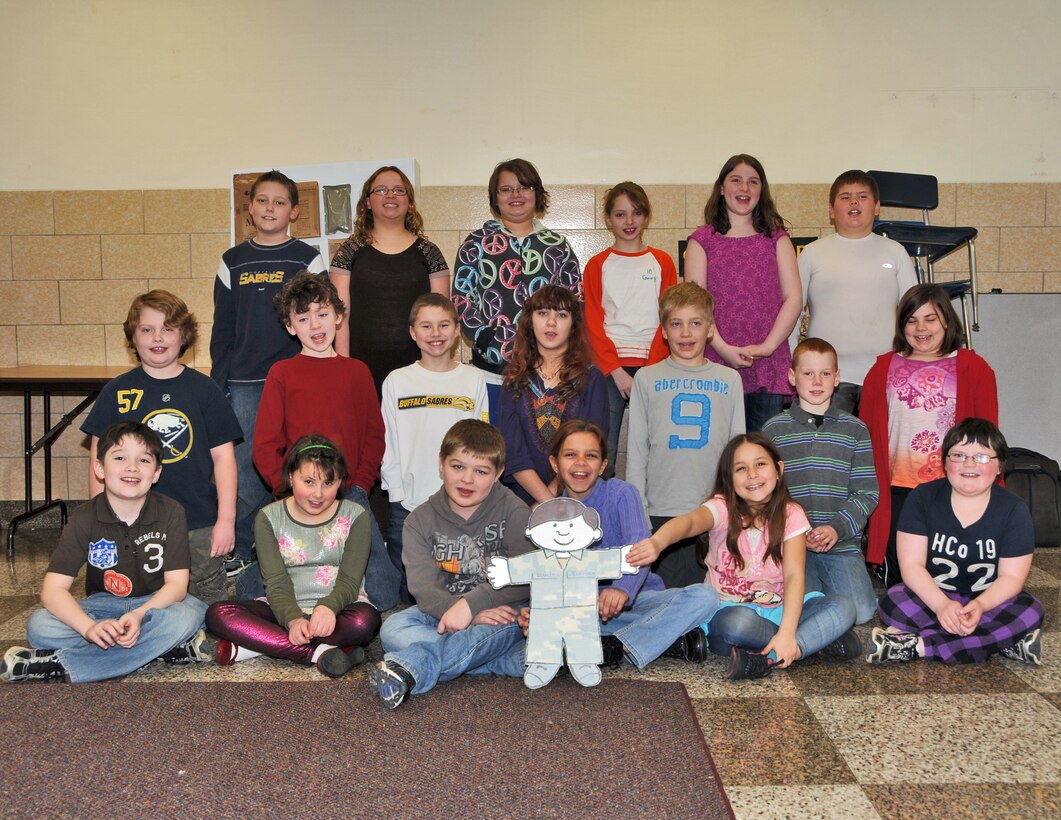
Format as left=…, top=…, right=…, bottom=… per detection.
left=860, top=284, right=999, bottom=587
left=868, top=418, right=1043, bottom=666
left=329, top=166, right=451, bottom=395
left=453, top=158, right=581, bottom=421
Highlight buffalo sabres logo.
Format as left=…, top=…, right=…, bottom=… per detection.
left=143, top=409, right=193, bottom=463
left=88, top=538, right=118, bottom=570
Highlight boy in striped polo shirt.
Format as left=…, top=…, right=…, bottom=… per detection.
left=763, top=338, right=879, bottom=623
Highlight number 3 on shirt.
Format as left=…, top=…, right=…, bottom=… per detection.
left=668, top=392, right=711, bottom=449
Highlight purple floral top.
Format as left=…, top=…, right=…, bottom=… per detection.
left=886, top=354, right=958, bottom=488
left=688, top=225, right=792, bottom=394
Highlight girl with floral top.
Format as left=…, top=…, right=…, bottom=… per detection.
left=206, top=435, right=381, bottom=678
left=860, top=284, right=998, bottom=586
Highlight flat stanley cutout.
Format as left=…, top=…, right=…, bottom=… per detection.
left=487, top=497, right=637, bottom=689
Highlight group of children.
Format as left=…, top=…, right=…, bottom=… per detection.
left=0, top=159, right=1044, bottom=698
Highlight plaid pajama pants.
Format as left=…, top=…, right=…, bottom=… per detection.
left=878, top=583, right=1044, bottom=664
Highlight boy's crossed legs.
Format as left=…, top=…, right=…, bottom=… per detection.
left=371, top=606, right=526, bottom=708
left=23, top=593, right=207, bottom=683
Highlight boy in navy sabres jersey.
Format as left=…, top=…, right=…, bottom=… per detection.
left=82, top=290, right=241, bottom=605
left=210, top=170, right=326, bottom=585
left=1, top=423, right=209, bottom=683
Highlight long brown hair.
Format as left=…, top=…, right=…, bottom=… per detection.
left=697, top=433, right=794, bottom=571
left=503, top=285, right=593, bottom=398
left=352, top=166, right=425, bottom=245
left=702, top=153, right=786, bottom=237
left=892, top=283, right=964, bottom=356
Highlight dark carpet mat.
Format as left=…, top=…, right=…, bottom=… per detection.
left=0, top=676, right=731, bottom=819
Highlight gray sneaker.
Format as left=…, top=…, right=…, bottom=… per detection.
left=368, top=660, right=414, bottom=710
left=866, top=627, right=919, bottom=664
left=1, top=646, right=68, bottom=683
left=999, top=629, right=1042, bottom=666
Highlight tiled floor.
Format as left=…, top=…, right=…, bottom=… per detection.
left=3, top=522, right=1059, bottom=819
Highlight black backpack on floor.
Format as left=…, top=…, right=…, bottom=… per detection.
left=1004, top=448, right=1061, bottom=548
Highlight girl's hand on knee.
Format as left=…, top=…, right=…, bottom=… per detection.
left=934, top=599, right=965, bottom=635
left=288, top=617, right=312, bottom=645
left=958, top=599, right=984, bottom=634
left=308, top=605, right=336, bottom=638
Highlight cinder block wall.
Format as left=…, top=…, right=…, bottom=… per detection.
left=2, top=183, right=1060, bottom=502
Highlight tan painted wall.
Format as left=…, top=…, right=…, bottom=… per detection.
left=1, top=1, right=1060, bottom=188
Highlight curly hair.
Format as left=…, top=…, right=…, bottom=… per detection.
left=273, top=271, right=346, bottom=324
left=503, top=285, right=593, bottom=399
left=352, top=166, right=425, bottom=245
left=697, top=433, right=795, bottom=572
left=702, top=153, right=786, bottom=237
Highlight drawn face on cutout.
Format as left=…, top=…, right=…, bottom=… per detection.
left=526, top=513, right=602, bottom=554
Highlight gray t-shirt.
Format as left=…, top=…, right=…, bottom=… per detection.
left=627, top=357, right=745, bottom=517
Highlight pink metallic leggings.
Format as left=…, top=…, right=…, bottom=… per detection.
left=206, top=599, right=381, bottom=665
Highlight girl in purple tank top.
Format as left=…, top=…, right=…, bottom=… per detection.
left=685, top=154, right=802, bottom=432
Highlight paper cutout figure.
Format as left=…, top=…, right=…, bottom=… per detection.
left=486, top=497, right=637, bottom=689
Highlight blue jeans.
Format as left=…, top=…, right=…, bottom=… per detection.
left=704, top=594, right=855, bottom=659
left=604, top=374, right=628, bottom=480
left=347, top=485, right=401, bottom=611
left=387, top=501, right=414, bottom=604
left=380, top=605, right=527, bottom=694
left=226, top=381, right=273, bottom=563
left=805, top=550, right=878, bottom=625
left=26, top=593, right=207, bottom=683
left=601, top=584, right=720, bottom=669
left=743, top=390, right=786, bottom=433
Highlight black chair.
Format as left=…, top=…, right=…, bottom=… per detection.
left=868, top=170, right=980, bottom=337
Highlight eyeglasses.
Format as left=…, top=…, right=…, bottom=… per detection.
left=369, top=186, right=408, bottom=197
left=497, top=185, right=533, bottom=197
left=946, top=452, right=998, bottom=465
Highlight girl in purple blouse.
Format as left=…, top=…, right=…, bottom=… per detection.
left=685, top=154, right=802, bottom=432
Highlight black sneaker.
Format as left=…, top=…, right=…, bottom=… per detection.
left=726, top=647, right=774, bottom=681
left=317, top=646, right=366, bottom=679
left=819, top=629, right=863, bottom=662
left=160, top=629, right=217, bottom=664
left=1000, top=629, right=1042, bottom=666
left=866, top=627, right=919, bottom=664
left=224, top=558, right=255, bottom=578
left=601, top=635, right=626, bottom=668
left=662, top=628, right=709, bottom=663
left=0, top=646, right=68, bottom=683
left=368, top=660, right=415, bottom=710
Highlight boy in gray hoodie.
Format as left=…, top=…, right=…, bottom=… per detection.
left=368, top=420, right=532, bottom=709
